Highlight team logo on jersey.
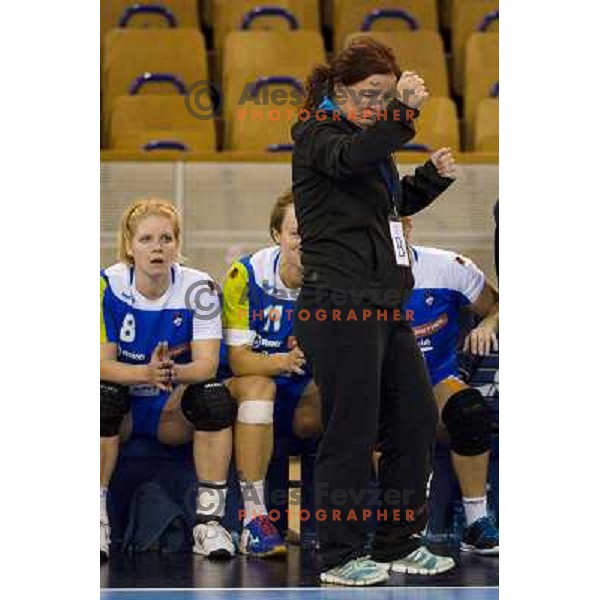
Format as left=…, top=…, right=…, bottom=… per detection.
left=173, top=313, right=183, bottom=327
left=120, top=313, right=136, bottom=342
left=425, top=292, right=435, bottom=307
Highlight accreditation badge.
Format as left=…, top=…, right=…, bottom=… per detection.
left=388, top=217, right=410, bottom=267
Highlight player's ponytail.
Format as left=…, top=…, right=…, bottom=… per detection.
left=117, top=197, right=183, bottom=265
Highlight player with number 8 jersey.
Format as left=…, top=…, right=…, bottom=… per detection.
left=100, top=198, right=237, bottom=565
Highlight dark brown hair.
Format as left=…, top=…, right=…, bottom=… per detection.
left=269, top=189, right=294, bottom=242
left=302, top=36, right=401, bottom=111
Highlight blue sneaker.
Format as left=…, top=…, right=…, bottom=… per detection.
left=461, top=516, right=499, bottom=555
left=240, top=515, right=287, bottom=557
left=320, top=556, right=390, bottom=586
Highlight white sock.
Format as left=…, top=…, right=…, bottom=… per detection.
left=100, top=487, right=108, bottom=523
left=196, top=480, right=228, bottom=523
left=462, top=496, right=487, bottom=527
left=240, top=480, right=267, bottom=526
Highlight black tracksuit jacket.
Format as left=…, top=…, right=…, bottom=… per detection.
left=291, top=98, right=454, bottom=306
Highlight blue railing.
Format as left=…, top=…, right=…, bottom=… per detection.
left=241, top=6, right=299, bottom=30
left=267, top=144, right=294, bottom=152
left=118, top=4, right=177, bottom=28
left=248, top=75, right=304, bottom=98
left=143, top=140, right=189, bottom=152
left=478, top=10, right=499, bottom=32
left=401, top=143, right=430, bottom=152
left=129, top=73, right=186, bottom=95
left=361, top=9, right=419, bottom=31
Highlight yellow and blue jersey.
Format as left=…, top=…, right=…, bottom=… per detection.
left=221, top=246, right=306, bottom=383
left=406, top=246, right=485, bottom=386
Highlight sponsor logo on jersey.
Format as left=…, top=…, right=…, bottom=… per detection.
left=119, top=348, right=146, bottom=361
left=252, top=334, right=283, bottom=350
left=173, top=313, right=183, bottom=327
left=425, top=292, right=435, bottom=307
left=412, top=313, right=449, bottom=338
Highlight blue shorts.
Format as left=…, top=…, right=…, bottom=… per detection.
left=272, top=374, right=313, bottom=439
left=130, top=393, right=170, bottom=439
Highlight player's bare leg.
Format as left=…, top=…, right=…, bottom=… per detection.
left=292, top=380, right=322, bottom=439
left=434, top=377, right=499, bottom=554
left=158, top=384, right=236, bottom=559
left=226, top=376, right=285, bottom=557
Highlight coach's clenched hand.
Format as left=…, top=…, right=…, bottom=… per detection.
left=395, top=71, right=429, bottom=109
left=430, top=147, right=457, bottom=179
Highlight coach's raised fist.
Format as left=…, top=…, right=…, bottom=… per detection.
left=396, top=71, right=429, bottom=109
left=430, top=147, right=457, bottom=179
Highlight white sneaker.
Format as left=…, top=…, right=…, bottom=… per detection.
left=382, top=546, right=455, bottom=575
left=100, top=519, right=110, bottom=564
left=192, top=520, right=236, bottom=560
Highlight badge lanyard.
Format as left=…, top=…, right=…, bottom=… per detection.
left=378, top=161, right=410, bottom=266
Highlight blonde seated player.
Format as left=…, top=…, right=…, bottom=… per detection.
left=403, top=217, right=500, bottom=555
left=220, top=190, right=322, bottom=557
left=100, top=198, right=238, bottom=564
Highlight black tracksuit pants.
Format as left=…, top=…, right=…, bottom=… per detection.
left=294, top=289, right=439, bottom=571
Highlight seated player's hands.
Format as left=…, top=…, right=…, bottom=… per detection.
left=463, top=324, right=498, bottom=356
left=147, top=341, right=175, bottom=392
left=430, top=148, right=457, bottom=179
left=277, top=346, right=306, bottom=376
left=395, top=71, right=429, bottom=109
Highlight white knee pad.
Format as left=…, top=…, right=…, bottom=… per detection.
left=237, top=400, right=274, bottom=425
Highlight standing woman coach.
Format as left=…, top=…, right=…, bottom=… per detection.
left=291, top=38, right=458, bottom=586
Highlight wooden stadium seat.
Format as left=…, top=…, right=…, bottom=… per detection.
left=410, top=97, right=460, bottom=151
left=473, top=97, right=499, bottom=152
left=464, top=32, right=498, bottom=149
left=101, top=1, right=200, bottom=53
left=102, top=29, right=208, bottom=143
left=109, top=96, right=216, bottom=151
left=452, top=0, right=498, bottom=94
left=332, top=0, right=439, bottom=53
left=228, top=101, right=299, bottom=151
left=344, top=31, right=449, bottom=97
left=213, top=0, right=320, bottom=58
left=223, top=31, right=325, bottom=100
left=223, top=65, right=311, bottom=149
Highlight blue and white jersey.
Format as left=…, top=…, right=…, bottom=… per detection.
left=221, top=246, right=307, bottom=385
left=406, top=246, right=485, bottom=385
left=101, top=262, right=222, bottom=400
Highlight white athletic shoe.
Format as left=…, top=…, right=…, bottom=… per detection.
left=100, top=519, right=110, bottom=564
left=381, top=546, right=455, bottom=575
left=192, top=520, right=236, bottom=560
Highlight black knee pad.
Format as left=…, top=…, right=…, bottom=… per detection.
left=441, top=387, right=491, bottom=456
left=181, top=380, right=237, bottom=432
left=100, top=381, right=130, bottom=437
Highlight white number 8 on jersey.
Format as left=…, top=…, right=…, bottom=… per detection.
left=120, top=313, right=136, bottom=342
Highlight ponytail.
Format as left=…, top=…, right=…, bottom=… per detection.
left=302, top=64, right=334, bottom=111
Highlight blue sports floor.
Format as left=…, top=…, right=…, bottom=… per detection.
left=101, top=588, right=498, bottom=600
left=101, top=545, right=498, bottom=600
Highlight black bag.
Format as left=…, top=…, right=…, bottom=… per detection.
left=122, top=481, right=192, bottom=554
